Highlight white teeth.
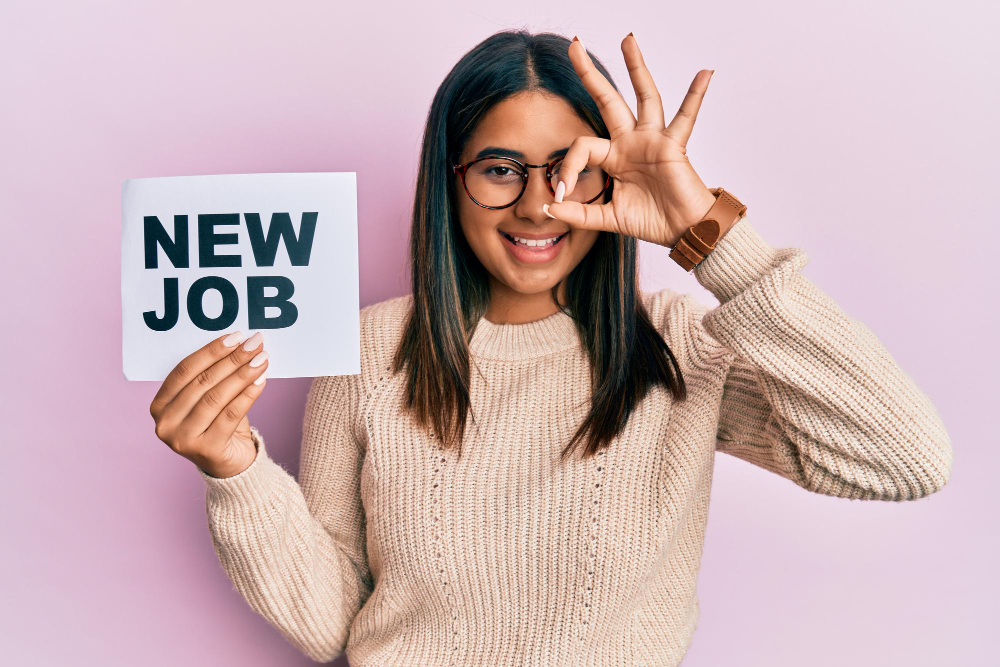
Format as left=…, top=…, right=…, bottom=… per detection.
left=513, top=235, right=559, bottom=247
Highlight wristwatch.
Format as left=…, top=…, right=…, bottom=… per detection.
left=668, top=187, right=747, bottom=271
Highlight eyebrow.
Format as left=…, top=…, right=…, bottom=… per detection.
left=473, top=146, right=570, bottom=161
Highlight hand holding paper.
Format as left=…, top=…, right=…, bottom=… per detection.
left=149, top=329, right=269, bottom=478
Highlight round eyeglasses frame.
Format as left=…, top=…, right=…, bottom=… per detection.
left=451, top=154, right=612, bottom=210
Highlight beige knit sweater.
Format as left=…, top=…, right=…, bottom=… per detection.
left=198, top=218, right=952, bottom=666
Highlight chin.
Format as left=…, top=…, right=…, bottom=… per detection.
left=498, top=269, right=562, bottom=296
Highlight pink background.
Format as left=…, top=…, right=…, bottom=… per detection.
left=2, top=1, right=995, bottom=664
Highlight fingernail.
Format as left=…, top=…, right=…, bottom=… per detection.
left=554, top=180, right=565, bottom=203
left=249, top=350, right=269, bottom=368
left=628, top=31, right=634, bottom=38
left=710, top=69, right=716, bottom=76
left=253, top=370, right=268, bottom=385
left=242, top=331, right=263, bottom=352
left=543, top=203, right=556, bottom=219
left=222, top=330, right=243, bottom=347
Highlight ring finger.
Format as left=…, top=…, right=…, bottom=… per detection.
left=159, top=334, right=265, bottom=435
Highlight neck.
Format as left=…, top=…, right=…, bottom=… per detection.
left=484, top=278, right=569, bottom=325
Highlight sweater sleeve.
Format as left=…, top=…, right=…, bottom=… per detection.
left=686, top=217, right=953, bottom=501
left=197, top=373, right=373, bottom=661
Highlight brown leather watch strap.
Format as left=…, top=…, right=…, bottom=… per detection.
left=669, top=187, right=748, bottom=271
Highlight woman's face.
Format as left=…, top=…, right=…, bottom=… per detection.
left=455, top=90, right=602, bottom=303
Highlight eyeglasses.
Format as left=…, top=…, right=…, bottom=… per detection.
left=451, top=154, right=611, bottom=210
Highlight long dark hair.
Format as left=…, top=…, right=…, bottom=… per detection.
left=392, top=29, right=686, bottom=460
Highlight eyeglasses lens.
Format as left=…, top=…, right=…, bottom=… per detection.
left=464, top=158, right=607, bottom=208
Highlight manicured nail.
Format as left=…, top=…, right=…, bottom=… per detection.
left=242, top=331, right=263, bottom=352
left=253, top=370, right=267, bottom=385
left=710, top=69, right=716, bottom=76
left=249, top=350, right=269, bottom=368
left=542, top=204, right=556, bottom=219
left=221, top=330, right=243, bottom=347
left=554, top=180, right=565, bottom=203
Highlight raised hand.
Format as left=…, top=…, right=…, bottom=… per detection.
left=149, top=330, right=269, bottom=479
left=544, top=34, right=718, bottom=248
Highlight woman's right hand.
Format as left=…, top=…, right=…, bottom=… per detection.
left=149, top=330, right=270, bottom=479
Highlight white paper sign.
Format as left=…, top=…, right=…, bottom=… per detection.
left=121, top=172, right=360, bottom=381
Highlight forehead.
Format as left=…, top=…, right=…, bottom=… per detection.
left=463, top=91, right=595, bottom=159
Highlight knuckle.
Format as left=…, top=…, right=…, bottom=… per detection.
left=222, top=404, right=243, bottom=423
left=595, top=91, right=616, bottom=109
left=172, top=424, right=200, bottom=455
left=195, top=368, right=214, bottom=389
left=227, top=346, right=245, bottom=366
left=174, top=358, right=192, bottom=380
left=211, top=336, right=230, bottom=355
left=202, top=386, right=224, bottom=410
left=234, top=361, right=255, bottom=381
left=172, top=437, right=192, bottom=457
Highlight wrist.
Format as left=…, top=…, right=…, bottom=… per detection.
left=693, top=187, right=718, bottom=221
left=196, top=447, right=258, bottom=479
left=668, top=188, right=718, bottom=246
left=668, top=187, right=748, bottom=271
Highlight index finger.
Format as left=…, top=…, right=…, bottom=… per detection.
left=555, top=135, right=611, bottom=202
left=568, top=36, right=636, bottom=139
left=150, top=330, right=247, bottom=417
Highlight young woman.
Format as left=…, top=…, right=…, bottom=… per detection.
left=150, top=30, right=953, bottom=666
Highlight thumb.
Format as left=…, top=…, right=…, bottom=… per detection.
left=544, top=200, right=616, bottom=234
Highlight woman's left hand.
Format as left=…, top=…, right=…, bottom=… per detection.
left=545, top=34, right=719, bottom=249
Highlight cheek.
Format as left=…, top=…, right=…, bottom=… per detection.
left=457, top=206, right=501, bottom=263
left=565, top=230, right=601, bottom=265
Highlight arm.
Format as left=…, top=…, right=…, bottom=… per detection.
left=198, top=373, right=372, bottom=661
left=687, top=217, right=953, bottom=501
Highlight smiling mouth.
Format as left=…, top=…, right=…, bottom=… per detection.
left=498, top=230, right=569, bottom=250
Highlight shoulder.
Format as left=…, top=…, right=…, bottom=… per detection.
left=640, top=287, right=725, bottom=366
left=642, top=287, right=708, bottom=322
left=305, top=293, right=413, bottom=426
left=641, top=287, right=711, bottom=339
left=358, top=293, right=414, bottom=383
left=360, top=293, right=413, bottom=335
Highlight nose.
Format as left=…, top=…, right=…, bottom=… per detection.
left=512, top=166, right=554, bottom=224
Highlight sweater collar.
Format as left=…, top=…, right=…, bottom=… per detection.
left=468, top=308, right=582, bottom=360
